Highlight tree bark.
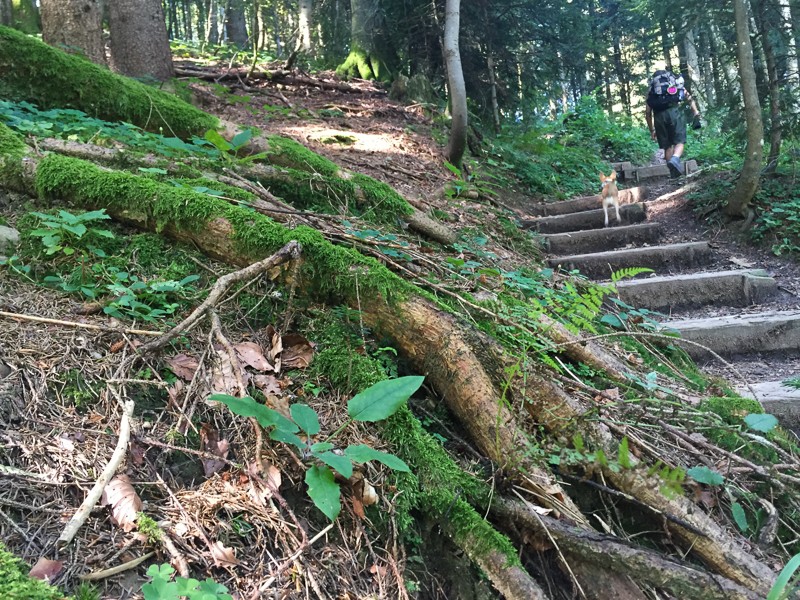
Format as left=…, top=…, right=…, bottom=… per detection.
left=336, top=0, right=390, bottom=80
left=40, top=0, right=106, bottom=65
left=725, top=0, right=764, bottom=218
left=0, top=0, right=12, bottom=26
left=297, top=0, right=313, bottom=52
left=753, top=0, right=782, bottom=172
left=443, top=0, right=467, bottom=169
left=109, top=0, right=175, bottom=82
left=225, top=0, right=248, bottom=48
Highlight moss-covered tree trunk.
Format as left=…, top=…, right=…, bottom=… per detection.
left=336, top=0, right=391, bottom=81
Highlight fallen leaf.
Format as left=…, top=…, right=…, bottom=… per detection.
left=166, top=380, right=185, bottom=409
left=200, top=423, right=230, bottom=477
left=265, top=393, right=291, bottom=419
left=264, top=325, right=283, bottom=372
left=210, top=346, right=248, bottom=394
left=167, top=354, right=199, bottom=381
left=281, top=334, right=315, bottom=369
left=109, top=339, right=126, bottom=353
left=369, top=563, right=387, bottom=579
left=209, top=541, right=239, bottom=567
left=101, top=475, right=142, bottom=532
left=130, top=440, right=146, bottom=466
left=234, top=341, right=273, bottom=372
left=351, top=495, right=365, bottom=519
left=29, top=557, right=63, bottom=581
left=730, top=256, right=755, bottom=268
left=253, top=374, right=282, bottom=396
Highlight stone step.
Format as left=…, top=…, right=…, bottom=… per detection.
left=634, top=159, right=698, bottom=180
left=542, top=223, right=663, bottom=256
left=525, top=203, right=647, bottom=234
left=526, top=187, right=648, bottom=217
left=546, top=241, right=713, bottom=280
left=667, top=310, right=800, bottom=359
left=616, top=269, right=779, bottom=312
left=737, top=381, right=800, bottom=432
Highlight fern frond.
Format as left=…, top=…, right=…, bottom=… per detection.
left=611, top=267, right=654, bottom=282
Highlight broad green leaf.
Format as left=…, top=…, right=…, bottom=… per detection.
left=600, top=313, right=625, bottom=328
left=344, top=444, right=410, bottom=472
left=230, top=128, right=253, bottom=149
left=204, top=129, right=233, bottom=152
left=312, top=450, right=353, bottom=478
left=269, top=428, right=306, bottom=450
left=731, top=501, right=749, bottom=533
left=77, top=209, right=111, bottom=221
left=347, top=376, right=424, bottom=422
left=311, top=442, right=334, bottom=452
left=306, top=465, right=341, bottom=520
left=743, top=413, right=778, bottom=433
left=687, top=466, right=724, bottom=486
left=290, top=403, right=320, bottom=435
left=209, top=394, right=299, bottom=432
left=58, top=210, right=79, bottom=224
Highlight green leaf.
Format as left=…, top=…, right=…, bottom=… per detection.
left=311, top=442, right=334, bottom=452
left=269, top=428, right=307, bottom=450
left=347, top=376, right=424, bottom=422
left=290, top=403, right=320, bottom=435
left=230, top=128, right=253, bottom=149
left=204, top=129, right=233, bottom=152
left=209, top=394, right=299, bottom=432
left=687, top=466, right=724, bottom=486
left=312, top=450, right=353, bottom=478
left=731, top=501, right=749, bottom=533
left=345, top=444, right=410, bottom=472
left=743, top=413, right=778, bottom=433
left=617, top=437, right=631, bottom=469
left=306, top=465, right=341, bottom=520
left=600, top=313, right=625, bottom=328
left=768, top=553, right=800, bottom=600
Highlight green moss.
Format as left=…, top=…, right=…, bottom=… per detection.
left=0, top=122, right=29, bottom=189
left=0, top=121, right=27, bottom=158
left=265, top=136, right=341, bottom=176
left=34, top=154, right=412, bottom=305
left=699, top=396, right=779, bottom=463
left=0, top=26, right=217, bottom=138
left=0, top=542, right=66, bottom=600
left=700, top=395, right=764, bottom=420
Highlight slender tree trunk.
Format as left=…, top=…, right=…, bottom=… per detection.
left=660, top=20, right=673, bottom=70
left=697, top=26, right=716, bottom=107
left=297, top=0, right=313, bottom=52
left=40, top=0, right=106, bottom=65
left=336, top=0, right=391, bottom=80
left=612, top=34, right=630, bottom=114
left=0, top=0, right=12, bottom=26
left=726, top=0, right=764, bottom=219
left=225, top=0, right=248, bottom=48
left=780, top=0, right=800, bottom=111
left=753, top=0, right=782, bottom=171
left=167, top=0, right=178, bottom=39
left=443, top=0, right=467, bottom=169
left=206, top=0, right=219, bottom=44
left=109, top=0, right=175, bottom=82
left=181, top=0, right=191, bottom=40
left=10, top=0, right=39, bottom=33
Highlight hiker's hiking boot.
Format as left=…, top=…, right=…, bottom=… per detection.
left=667, top=155, right=683, bottom=178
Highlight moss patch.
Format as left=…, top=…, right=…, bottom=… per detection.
left=0, top=542, right=65, bottom=600
left=0, top=26, right=217, bottom=138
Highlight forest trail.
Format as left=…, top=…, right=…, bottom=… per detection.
left=529, top=165, right=800, bottom=431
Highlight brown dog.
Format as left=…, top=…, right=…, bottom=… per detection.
left=599, top=171, right=620, bottom=227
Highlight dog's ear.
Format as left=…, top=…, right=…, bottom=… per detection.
left=599, top=173, right=606, bottom=182
left=609, top=171, right=617, bottom=181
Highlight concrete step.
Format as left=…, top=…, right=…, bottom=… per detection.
left=526, top=187, right=648, bottom=217
left=524, top=203, right=647, bottom=234
left=738, top=381, right=800, bottom=432
left=546, top=241, right=713, bottom=280
left=667, top=310, right=800, bottom=359
left=616, top=269, right=778, bottom=312
left=542, top=223, right=663, bottom=256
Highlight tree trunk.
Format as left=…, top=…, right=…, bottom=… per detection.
left=109, top=0, right=175, bottom=82
left=726, top=0, right=764, bottom=218
left=443, top=0, right=467, bottom=169
left=225, top=0, right=248, bottom=48
left=753, top=0, right=782, bottom=172
left=40, top=0, right=106, bottom=65
left=10, top=0, right=39, bottom=33
left=660, top=20, right=673, bottom=70
left=297, top=0, right=313, bottom=52
left=697, top=25, right=716, bottom=107
left=336, top=0, right=390, bottom=80
left=612, top=33, right=630, bottom=114
left=0, top=0, right=11, bottom=26
left=206, top=0, right=219, bottom=44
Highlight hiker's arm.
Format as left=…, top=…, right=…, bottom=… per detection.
left=645, top=105, right=655, bottom=139
left=685, top=91, right=700, bottom=119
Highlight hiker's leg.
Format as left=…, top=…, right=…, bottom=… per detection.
left=671, top=143, right=685, bottom=159
left=664, top=146, right=675, bottom=160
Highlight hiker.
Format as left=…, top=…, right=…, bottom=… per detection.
left=645, top=70, right=702, bottom=178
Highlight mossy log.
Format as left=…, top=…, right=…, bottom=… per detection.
left=0, top=131, right=776, bottom=597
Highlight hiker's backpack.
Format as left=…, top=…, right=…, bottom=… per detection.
left=647, top=70, right=685, bottom=111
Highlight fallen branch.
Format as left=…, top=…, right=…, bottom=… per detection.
left=0, top=310, right=162, bottom=336
left=57, top=398, right=134, bottom=547
left=80, top=551, right=155, bottom=581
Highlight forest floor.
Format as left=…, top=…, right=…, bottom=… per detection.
left=2, top=61, right=800, bottom=599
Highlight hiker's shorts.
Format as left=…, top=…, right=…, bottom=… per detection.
left=654, top=106, right=687, bottom=150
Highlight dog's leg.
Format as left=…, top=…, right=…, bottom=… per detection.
left=603, top=204, right=609, bottom=227
left=615, top=203, right=621, bottom=223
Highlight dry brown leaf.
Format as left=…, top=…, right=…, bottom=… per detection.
left=209, top=541, right=239, bottom=567
left=167, top=353, right=199, bottom=381
left=264, top=325, right=283, bottom=372
left=234, top=341, right=273, bottom=372
left=369, top=563, right=387, bottom=579
left=265, top=393, right=291, bottom=419
left=210, top=346, right=248, bottom=394
left=29, top=557, right=63, bottom=581
left=166, top=379, right=185, bottom=409
left=351, top=496, right=365, bottom=519
left=281, top=333, right=315, bottom=369
left=247, top=462, right=282, bottom=504
left=101, top=474, right=143, bottom=532
left=130, top=440, right=146, bottom=467
left=253, top=374, right=282, bottom=396
left=109, top=339, right=126, bottom=353
left=200, top=423, right=230, bottom=477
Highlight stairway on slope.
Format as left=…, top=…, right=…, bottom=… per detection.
left=524, top=172, right=800, bottom=431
